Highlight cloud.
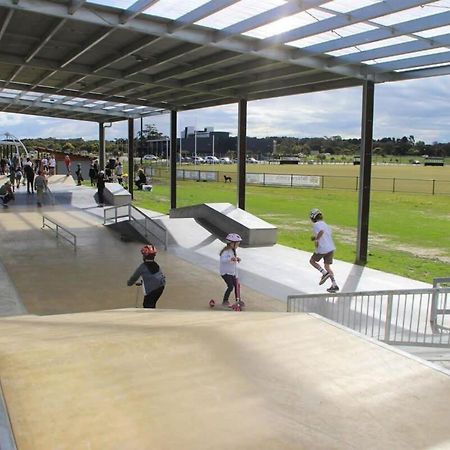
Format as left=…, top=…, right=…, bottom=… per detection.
left=1, top=75, right=450, bottom=143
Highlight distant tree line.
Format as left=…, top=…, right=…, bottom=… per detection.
left=21, top=132, right=450, bottom=158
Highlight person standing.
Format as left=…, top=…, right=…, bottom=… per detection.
left=88, top=163, right=97, bottom=186
left=115, top=161, right=123, bottom=185
left=219, top=233, right=242, bottom=307
left=96, top=170, right=105, bottom=206
left=75, top=163, right=83, bottom=186
left=48, top=155, right=56, bottom=175
left=127, top=245, right=166, bottom=308
left=64, top=154, right=71, bottom=175
left=34, top=171, right=46, bottom=207
left=309, top=208, right=339, bottom=293
left=14, top=167, right=23, bottom=189
left=24, top=158, right=35, bottom=194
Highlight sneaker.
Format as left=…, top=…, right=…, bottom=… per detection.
left=222, top=301, right=231, bottom=307
left=319, top=272, right=331, bottom=285
left=327, top=285, right=339, bottom=293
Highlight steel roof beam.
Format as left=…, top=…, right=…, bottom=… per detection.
left=0, top=0, right=377, bottom=81
left=214, top=0, right=328, bottom=40
left=374, top=50, right=450, bottom=72
left=0, top=8, right=13, bottom=41
left=305, top=11, right=450, bottom=55
left=119, top=0, right=160, bottom=24
left=0, top=52, right=240, bottom=100
left=68, top=0, right=86, bottom=15
left=256, top=0, right=436, bottom=49
left=167, top=0, right=240, bottom=33
left=335, top=34, right=450, bottom=65
left=393, top=64, right=450, bottom=80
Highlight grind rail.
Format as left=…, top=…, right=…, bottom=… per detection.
left=103, top=204, right=168, bottom=250
left=288, top=281, right=450, bottom=347
left=41, top=215, right=76, bottom=251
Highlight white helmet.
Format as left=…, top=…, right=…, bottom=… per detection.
left=225, top=233, right=242, bottom=243
left=309, top=208, right=322, bottom=220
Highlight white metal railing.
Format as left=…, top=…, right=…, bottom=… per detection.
left=41, top=215, right=77, bottom=251
left=287, top=286, right=450, bottom=347
left=103, top=204, right=168, bottom=250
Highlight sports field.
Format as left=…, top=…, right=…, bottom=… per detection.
left=133, top=163, right=450, bottom=283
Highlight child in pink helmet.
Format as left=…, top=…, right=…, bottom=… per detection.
left=219, top=233, right=242, bottom=306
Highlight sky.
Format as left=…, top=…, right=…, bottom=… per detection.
left=2, top=75, right=450, bottom=145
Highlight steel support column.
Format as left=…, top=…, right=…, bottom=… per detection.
left=170, top=110, right=177, bottom=210
left=128, top=118, right=134, bottom=199
left=237, top=99, right=247, bottom=210
left=99, top=122, right=105, bottom=170
left=356, top=80, right=374, bottom=265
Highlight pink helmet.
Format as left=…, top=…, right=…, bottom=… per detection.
left=141, top=244, right=157, bottom=257
left=225, top=233, right=242, bottom=243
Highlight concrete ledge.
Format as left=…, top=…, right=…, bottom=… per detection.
left=170, top=202, right=277, bottom=246
left=104, top=183, right=131, bottom=207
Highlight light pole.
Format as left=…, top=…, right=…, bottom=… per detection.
left=194, top=130, right=197, bottom=165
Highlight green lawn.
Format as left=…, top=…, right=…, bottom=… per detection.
left=133, top=177, right=450, bottom=284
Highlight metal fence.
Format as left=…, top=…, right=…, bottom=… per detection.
left=145, top=166, right=450, bottom=195
left=287, top=286, right=450, bottom=347
left=103, top=204, right=168, bottom=250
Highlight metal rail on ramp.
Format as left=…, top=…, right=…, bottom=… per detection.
left=103, top=204, right=167, bottom=250
left=288, top=284, right=450, bottom=347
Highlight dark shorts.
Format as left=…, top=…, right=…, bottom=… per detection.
left=311, top=251, right=334, bottom=265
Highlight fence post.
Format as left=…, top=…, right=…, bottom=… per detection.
left=263, top=172, right=266, bottom=186
left=384, top=293, right=393, bottom=343
left=355, top=176, right=358, bottom=191
left=392, top=177, right=396, bottom=193
left=290, top=174, right=293, bottom=187
left=432, top=179, right=435, bottom=195
left=321, top=175, right=324, bottom=189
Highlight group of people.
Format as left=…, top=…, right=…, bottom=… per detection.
left=127, top=208, right=339, bottom=310
left=0, top=153, right=54, bottom=208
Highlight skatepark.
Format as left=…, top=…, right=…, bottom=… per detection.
left=0, top=175, right=449, bottom=450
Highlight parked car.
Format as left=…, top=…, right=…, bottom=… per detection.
left=142, top=154, right=157, bottom=161
left=192, top=156, right=204, bottom=163
left=246, top=157, right=258, bottom=164
left=204, top=155, right=220, bottom=164
left=219, top=157, right=232, bottom=164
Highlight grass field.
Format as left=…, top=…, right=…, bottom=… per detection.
left=132, top=163, right=450, bottom=283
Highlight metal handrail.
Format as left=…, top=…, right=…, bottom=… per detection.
left=287, top=286, right=450, bottom=347
left=103, top=204, right=168, bottom=250
left=41, top=215, right=77, bottom=251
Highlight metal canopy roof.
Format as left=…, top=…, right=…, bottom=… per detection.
left=0, top=0, right=450, bottom=123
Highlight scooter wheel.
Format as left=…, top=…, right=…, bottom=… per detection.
left=209, top=299, right=215, bottom=308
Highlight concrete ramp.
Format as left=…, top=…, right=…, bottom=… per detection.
left=0, top=309, right=449, bottom=449
left=170, top=202, right=277, bottom=246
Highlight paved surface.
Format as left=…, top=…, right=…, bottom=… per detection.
left=0, top=310, right=449, bottom=450
left=0, top=176, right=448, bottom=449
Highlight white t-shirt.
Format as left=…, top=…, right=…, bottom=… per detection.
left=220, top=248, right=238, bottom=276
left=313, top=220, right=335, bottom=254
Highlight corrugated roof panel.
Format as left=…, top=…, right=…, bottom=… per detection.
left=323, top=0, right=384, bottom=14
left=365, top=46, right=449, bottom=64
left=142, top=0, right=210, bottom=20
left=244, top=8, right=334, bottom=40
left=197, top=0, right=284, bottom=29
left=289, top=23, right=375, bottom=50
left=356, top=36, right=416, bottom=52
left=372, top=4, right=449, bottom=26
left=415, top=24, right=450, bottom=37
